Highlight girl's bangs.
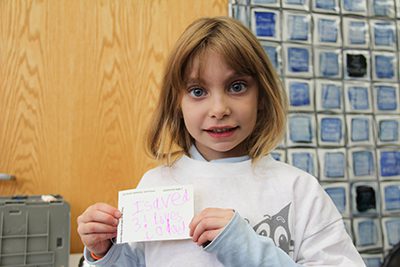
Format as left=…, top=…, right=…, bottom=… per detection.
left=181, top=40, right=256, bottom=86
left=214, top=42, right=256, bottom=77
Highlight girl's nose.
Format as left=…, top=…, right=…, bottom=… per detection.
left=208, top=96, right=231, bottom=119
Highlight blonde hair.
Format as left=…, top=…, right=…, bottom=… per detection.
left=146, top=16, right=287, bottom=164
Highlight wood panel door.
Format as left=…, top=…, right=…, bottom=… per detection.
left=0, top=0, right=228, bottom=253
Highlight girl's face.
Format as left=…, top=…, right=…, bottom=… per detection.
left=180, top=50, right=259, bottom=161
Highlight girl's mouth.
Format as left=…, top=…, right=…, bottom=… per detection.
left=204, top=126, right=239, bottom=137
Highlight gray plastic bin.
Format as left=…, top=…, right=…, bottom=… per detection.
left=0, top=195, right=70, bottom=267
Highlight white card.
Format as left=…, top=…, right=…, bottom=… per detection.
left=117, top=185, right=194, bottom=243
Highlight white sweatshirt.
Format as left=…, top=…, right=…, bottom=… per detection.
left=85, top=155, right=365, bottom=267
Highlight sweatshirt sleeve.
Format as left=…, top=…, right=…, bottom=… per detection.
left=292, top=175, right=366, bottom=267
left=204, top=211, right=301, bottom=267
left=84, top=242, right=145, bottom=267
left=296, top=219, right=366, bottom=267
left=204, top=211, right=365, bottom=267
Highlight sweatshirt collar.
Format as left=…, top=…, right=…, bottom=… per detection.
left=189, top=145, right=250, bottom=163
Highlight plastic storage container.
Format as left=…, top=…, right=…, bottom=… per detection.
left=0, top=195, right=70, bottom=267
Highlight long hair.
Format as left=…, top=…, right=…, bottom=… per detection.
left=146, top=16, right=287, bottom=164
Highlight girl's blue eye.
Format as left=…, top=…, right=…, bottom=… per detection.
left=230, top=82, right=247, bottom=93
left=189, top=87, right=206, bottom=97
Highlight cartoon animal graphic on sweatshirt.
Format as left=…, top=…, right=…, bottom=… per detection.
left=253, top=203, right=294, bottom=255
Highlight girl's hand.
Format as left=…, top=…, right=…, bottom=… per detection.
left=189, top=208, right=234, bottom=246
left=77, top=203, right=122, bottom=257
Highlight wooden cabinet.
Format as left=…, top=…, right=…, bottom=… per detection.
left=0, top=0, right=227, bottom=253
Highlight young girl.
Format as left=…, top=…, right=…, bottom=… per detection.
left=77, top=17, right=365, bottom=266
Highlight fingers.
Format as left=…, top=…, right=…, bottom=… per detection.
left=77, top=202, right=121, bottom=254
left=77, top=203, right=121, bottom=228
left=77, top=221, right=117, bottom=236
left=189, top=208, right=231, bottom=234
left=197, top=229, right=220, bottom=246
left=191, top=217, right=226, bottom=243
left=189, top=208, right=234, bottom=246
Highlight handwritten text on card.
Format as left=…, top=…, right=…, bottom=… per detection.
left=117, top=185, right=194, bottom=243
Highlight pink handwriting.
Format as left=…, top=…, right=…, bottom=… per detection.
left=132, top=211, right=186, bottom=240
left=132, top=189, right=190, bottom=216
left=128, top=189, right=190, bottom=241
